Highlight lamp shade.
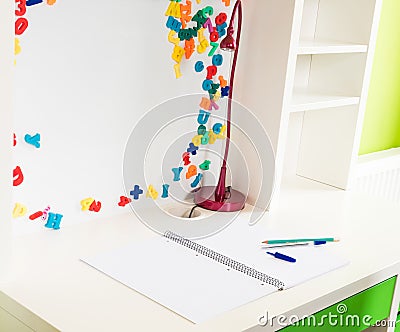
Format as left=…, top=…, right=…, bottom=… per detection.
left=220, top=27, right=236, bottom=52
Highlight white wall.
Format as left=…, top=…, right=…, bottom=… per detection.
left=13, top=0, right=249, bottom=234
left=0, top=1, right=13, bottom=278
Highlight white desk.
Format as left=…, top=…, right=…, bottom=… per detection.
left=1, top=177, right=400, bottom=332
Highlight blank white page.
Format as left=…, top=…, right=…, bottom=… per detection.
left=83, top=236, right=277, bottom=323
left=82, top=225, right=348, bottom=323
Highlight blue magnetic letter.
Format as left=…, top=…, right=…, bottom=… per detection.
left=45, top=213, right=63, bottom=230
left=172, top=167, right=184, bottom=181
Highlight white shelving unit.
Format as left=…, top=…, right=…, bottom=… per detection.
left=297, top=41, right=368, bottom=55
left=353, top=147, right=400, bottom=204
left=236, top=0, right=383, bottom=208
left=290, top=91, right=360, bottom=113
left=295, top=0, right=382, bottom=192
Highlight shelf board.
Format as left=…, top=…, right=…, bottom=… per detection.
left=297, top=40, right=368, bottom=55
left=290, top=91, right=360, bottom=113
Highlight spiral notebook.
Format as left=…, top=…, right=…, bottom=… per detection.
left=82, top=228, right=348, bottom=323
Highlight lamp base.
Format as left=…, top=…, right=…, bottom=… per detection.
left=194, top=186, right=246, bottom=212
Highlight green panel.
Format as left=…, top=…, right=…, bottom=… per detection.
left=396, top=308, right=400, bottom=332
left=279, top=277, right=396, bottom=331
left=359, top=0, right=400, bottom=155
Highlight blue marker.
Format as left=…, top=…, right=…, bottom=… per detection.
left=267, top=251, right=296, bottom=263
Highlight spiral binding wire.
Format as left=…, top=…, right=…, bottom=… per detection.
left=164, top=231, right=285, bottom=290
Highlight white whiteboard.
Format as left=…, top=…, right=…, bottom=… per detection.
left=13, top=0, right=276, bottom=234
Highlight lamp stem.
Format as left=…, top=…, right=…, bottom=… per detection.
left=214, top=0, right=243, bottom=202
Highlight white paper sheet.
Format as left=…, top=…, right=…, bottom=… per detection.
left=82, top=224, right=348, bottom=323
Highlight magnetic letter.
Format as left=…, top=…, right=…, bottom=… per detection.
left=166, top=16, right=182, bottom=33
left=197, top=125, right=207, bottom=135
left=195, top=61, right=204, bottom=72
left=199, top=160, right=211, bottom=170
left=162, top=184, right=170, bottom=198
left=200, top=97, right=211, bottom=110
left=172, top=167, right=184, bottom=181
left=89, top=200, right=102, bottom=212
left=12, top=203, right=27, bottom=218
left=186, top=165, right=197, bottom=179
left=29, top=211, right=43, bottom=220
left=146, top=185, right=159, bottom=200
left=187, top=142, right=199, bottom=155
left=13, top=166, right=24, bottom=187
left=221, top=86, right=230, bottom=97
left=172, top=45, right=185, bottom=63
left=197, top=109, right=210, bottom=125
left=206, top=65, right=217, bottom=80
left=45, top=213, right=63, bottom=230
left=212, top=54, right=223, bottom=66
left=165, top=1, right=181, bottom=18
left=210, top=99, right=219, bottom=110
left=24, top=133, right=41, bottom=148
left=118, top=196, right=132, bottom=207
left=182, top=152, right=191, bottom=166
left=130, top=185, right=144, bottom=200
left=81, top=198, right=94, bottom=211
left=190, top=173, right=203, bottom=188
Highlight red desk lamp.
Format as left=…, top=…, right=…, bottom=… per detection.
left=194, top=0, right=246, bottom=212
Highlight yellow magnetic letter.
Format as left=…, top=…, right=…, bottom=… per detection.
left=81, top=198, right=95, bottom=211
left=146, top=185, right=159, bottom=200
left=174, top=63, right=182, bottom=79
left=172, top=45, right=185, bottom=63
left=15, top=38, right=21, bottom=55
left=165, top=1, right=181, bottom=18
left=168, top=30, right=180, bottom=45
left=12, top=203, right=27, bottom=218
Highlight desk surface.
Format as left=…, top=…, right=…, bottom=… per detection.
left=1, top=177, right=400, bottom=332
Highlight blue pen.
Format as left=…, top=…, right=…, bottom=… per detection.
left=267, top=251, right=296, bottom=263
left=264, top=240, right=327, bottom=248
